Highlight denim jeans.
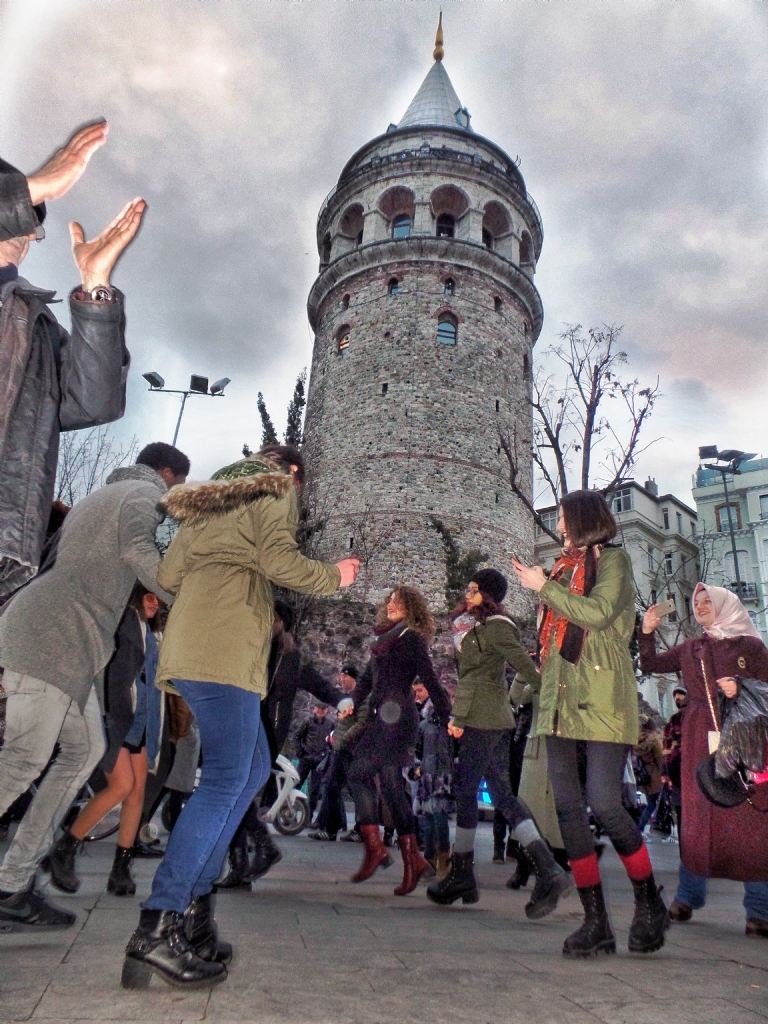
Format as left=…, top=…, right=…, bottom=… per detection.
left=454, top=728, right=533, bottom=831
left=0, top=672, right=104, bottom=892
left=422, top=810, right=450, bottom=859
left=144, top=681, right=270, bottom=913
left=677, top=861, right=768, bottom=922
left=638, top=791, right=660, bottom=832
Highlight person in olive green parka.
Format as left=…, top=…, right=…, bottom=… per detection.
left=513, top=490, right=668, bottom=961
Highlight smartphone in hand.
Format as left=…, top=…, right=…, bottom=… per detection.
left=655, top=598, right=676, bottom=617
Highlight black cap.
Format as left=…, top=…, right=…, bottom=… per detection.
left=340, top=663, right=359, bottom=680
left=470, top=568, right=508, bottom=604
left=672, top=685, right=687, bottom=697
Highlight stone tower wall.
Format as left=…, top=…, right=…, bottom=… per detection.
left=303, top=125, right=543, bottom=615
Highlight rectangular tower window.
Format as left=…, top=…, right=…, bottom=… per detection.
left=381, top=383, right=388, bottom=395
left=495, top=399, right=500, bottom=412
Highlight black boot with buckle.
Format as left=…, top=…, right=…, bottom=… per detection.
left=107, top=846, right=136, bottom=896
left=184, top=893, right=233, bottom=965
left=121, top=909, right=227, bottom=990
left=41, top=831, right=81, bottom=894
left=522, top=838, right=574, bottom=920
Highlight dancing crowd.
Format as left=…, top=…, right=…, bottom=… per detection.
left=1, top=122, right=766, bottom=993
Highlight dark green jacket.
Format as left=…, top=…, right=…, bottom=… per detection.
left=452, top=616, right=540, bottom=730
left=535, top=546, right=639, bottom=745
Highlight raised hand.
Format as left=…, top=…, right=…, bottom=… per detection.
left=27, top=122, right=109, bottom=206
left=511, top=557, right=547, bottom=593
left=642, top=605, right=664, bottom=635
left=70, top=198, right=146, bottom=291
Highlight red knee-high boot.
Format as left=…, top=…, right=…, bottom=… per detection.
left=394, top=833, right=430, bottom=896
left=351, top=825, right=394, bottom=883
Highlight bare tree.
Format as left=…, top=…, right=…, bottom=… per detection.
left=340, top=502, right=397, bottom=609
left=55, top=426, right=140, bottom=506
left=500, top=324, right=661, bottom=540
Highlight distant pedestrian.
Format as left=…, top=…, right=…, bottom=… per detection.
left=410, top=681, right=453, bottom=877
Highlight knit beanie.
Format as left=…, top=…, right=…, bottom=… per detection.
left=470, top=568, right=508, bottom=604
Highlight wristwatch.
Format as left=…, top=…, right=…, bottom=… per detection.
left=78, top=285, right=116, bottom=302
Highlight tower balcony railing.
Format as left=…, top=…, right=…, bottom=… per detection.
left=317, top=145, right=543, bottom=243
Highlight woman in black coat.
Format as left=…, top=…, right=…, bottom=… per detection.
left=347, top=585, right=451, bottom=895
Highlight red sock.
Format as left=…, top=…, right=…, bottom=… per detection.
left=619, top=845, right=652, bottom=881
left=569, top=853, right=601, bottom=888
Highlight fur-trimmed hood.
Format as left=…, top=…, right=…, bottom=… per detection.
left=160, top=467, right=293, bottom=524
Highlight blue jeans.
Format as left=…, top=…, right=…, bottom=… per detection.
left=144, top=681, right=271, bottom=913
left=677, top=861, right=768, bottom=922
left=422, top=810, right=450, bottom=859
left=638, top=791, right=660, bottom=832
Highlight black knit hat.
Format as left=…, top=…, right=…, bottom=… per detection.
left=470, top=568, right=508, bottom=604
left=340, top=663, right=359, bottom=680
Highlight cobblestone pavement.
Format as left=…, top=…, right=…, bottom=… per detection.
left=1, top=822, right=766, bottom=1024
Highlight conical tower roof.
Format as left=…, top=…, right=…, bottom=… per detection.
left=397, top=15, right=472, bottom=131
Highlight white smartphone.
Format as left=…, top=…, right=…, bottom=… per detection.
left=655, top=598, right=676, bottom=617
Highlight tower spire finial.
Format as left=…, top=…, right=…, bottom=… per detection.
left=433, top=11, right=444, bottom=62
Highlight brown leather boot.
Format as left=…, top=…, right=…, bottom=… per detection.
left=350, top=825, right=393, bottom=883
left=394, top=833, right=431, bottom=896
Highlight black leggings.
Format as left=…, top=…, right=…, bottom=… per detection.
left=347, top=757, right=414, bottom=835
left=454, top=728, right=533, bottom=831
left=546, top=737, right=643, bottom=861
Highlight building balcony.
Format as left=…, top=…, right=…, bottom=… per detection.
left=727, top=581, right=758, bottom=601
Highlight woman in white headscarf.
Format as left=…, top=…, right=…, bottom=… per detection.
left=640, top=584, right=768, bottom=938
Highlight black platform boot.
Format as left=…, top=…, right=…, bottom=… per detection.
left=492, top=816, right=506, bottom=864
left=506, top=847, right=531, bottom=890
left=426, top=851, right=479, bottom=906
left=214, top=841, right=251, bottom=890
left=121, top=909, right=227, bottom=990
left=184, top=893, right=233, bottom=965
left=41, top=831, right=81, bottom=894
left=628, top=874, right=669, bottom=953
left=522, top=839, right=573, bottom=920
left=248, top=819, right=282, bottom=881
left=107, top=846, right=136, bottom=896
left=562, top=884, right=616, bottom=958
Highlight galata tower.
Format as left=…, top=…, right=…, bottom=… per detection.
left=302, top=19, right=543, bottom=613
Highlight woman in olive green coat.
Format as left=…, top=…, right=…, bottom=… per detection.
left=514, top=490, right=668, bottom=960
left=427, top=568, right=572, bottom=918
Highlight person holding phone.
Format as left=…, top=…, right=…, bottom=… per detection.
left=640, top=583, right=768, bottom=938
left=513, top=490, right=668, bottom=958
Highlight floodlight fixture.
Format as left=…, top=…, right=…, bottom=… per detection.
left=189, top=375, right=209, bottom=394
left=143, top=371, right=165, bottom=389
left=210, top=377, right=231, bottom=395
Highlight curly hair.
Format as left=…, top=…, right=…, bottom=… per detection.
left=376, top=585, right=436, bottom=644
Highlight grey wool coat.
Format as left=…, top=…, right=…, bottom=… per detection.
left=0, top=465, right=173, bottom=709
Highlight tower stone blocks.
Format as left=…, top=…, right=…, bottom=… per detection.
left=302, top=56, right=544, bottom=613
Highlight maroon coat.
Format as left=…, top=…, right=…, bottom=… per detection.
left=639, top=630, right=768, bottom=881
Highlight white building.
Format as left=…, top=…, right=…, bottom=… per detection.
left=692, top=456, right=768, bottom=643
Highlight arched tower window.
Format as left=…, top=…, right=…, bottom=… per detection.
left=482, top=201, right=511, bottom=253
left=436, top=213, right=455, bottom=238
left=388, top=277, right=400, bottom=295
left=322, top=232, right=332, bottom=263
left=520, top=231, right=534, bottom=265
left=444, top=278, right=455, bottom=296
left=482, top=228, right=493, bottom=250
left=339, top=204, right=364, bottom=249
left=392, top=214, right=411, bottom=239
left=356, top=229, right=364, bottom=247
left=341, top=294, right=350, bottom=310
left=337, top=325, right=351, bottom=353
left=437, top=314, right=458, bottom=345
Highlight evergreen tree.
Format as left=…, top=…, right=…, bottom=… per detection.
left=284, top=369, right=307, bottom=448
left=257, top=392, right=278, bottom=445
left=429, top=518, right=488, bottom=609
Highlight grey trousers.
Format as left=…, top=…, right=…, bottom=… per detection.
left=0, top=671, right=104, bottom=892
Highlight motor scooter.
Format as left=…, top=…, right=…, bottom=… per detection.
left=256, top=754, right=309, bottom=836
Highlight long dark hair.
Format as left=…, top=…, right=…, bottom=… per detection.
left=469, top=595, right=506, bottom=626
left=376, top=585, right=436, bottom=644
left=560, top=489, right=617, bottom=548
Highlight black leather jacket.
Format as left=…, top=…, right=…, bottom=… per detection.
left=0, top=157, right=129, bottom=597
left=262, top=636, right=341, bottom=758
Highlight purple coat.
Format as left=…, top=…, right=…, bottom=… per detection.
left=639, top=631, right=768, bottom=882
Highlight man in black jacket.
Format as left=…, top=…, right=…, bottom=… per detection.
left=216, top=600, right=342, bottom=888
left=0, top=121, right=145, bottom=598
left=296, top=703, right=334, bottom=820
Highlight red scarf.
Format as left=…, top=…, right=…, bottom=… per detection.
left=538, top=546, right=598, bottom=666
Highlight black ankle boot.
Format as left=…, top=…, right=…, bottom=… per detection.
left=563, top=884, right=616, bottom=958
left=42, top=831, right=81, bottom=894
left=107, top=846, right=136, bottom=896
left=492, top=818, right=506, bottom=863
left=121, top=909, right=227, bottom=990
left=628, top=874, right=669, bottom=953
left=184, top=893, right=233, bottom=965
left=248, top=820, right=282, bottom=881
left=214, top=842, right=251, bottom=890
left=506, top=848, right=531, bottom=890
left=522, top=839, right=573, bottom=920
left=426, top=851, right=479, bottom=906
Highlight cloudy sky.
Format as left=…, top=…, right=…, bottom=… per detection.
left=2, top=0, right=766, bottom=508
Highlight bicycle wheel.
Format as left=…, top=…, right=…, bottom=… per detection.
left=84, top=804, right=122, bottom=842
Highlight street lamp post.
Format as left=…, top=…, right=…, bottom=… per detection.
left=698, top=445, right=757, bottom=600
left=143, top=372, right=232, bottom=445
